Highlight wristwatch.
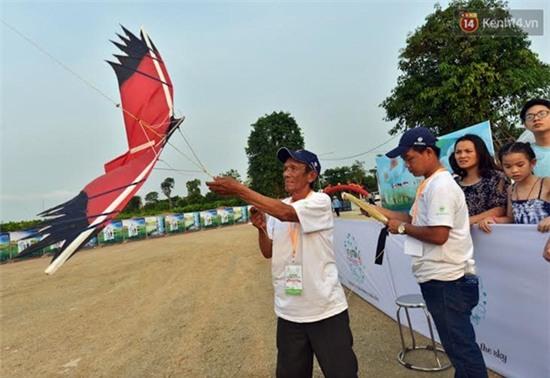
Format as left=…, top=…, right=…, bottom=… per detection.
left=397, top=223, right=406, bottom=234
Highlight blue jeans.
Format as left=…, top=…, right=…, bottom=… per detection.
left=420, top=275, right=487, bottom=378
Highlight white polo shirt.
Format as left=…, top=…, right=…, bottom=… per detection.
left=267, top=192, right=348, bottom=323
left=408, top=170, right=474, bottom=283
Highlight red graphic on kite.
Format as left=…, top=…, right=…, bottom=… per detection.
left=17, top=26, right=183, bottom=274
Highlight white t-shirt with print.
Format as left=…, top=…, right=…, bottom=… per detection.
left=266, top=191, right=348, bottom=323
left=408, top=170, right=474, bottom=283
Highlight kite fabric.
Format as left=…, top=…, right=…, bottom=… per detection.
left=17, top=26, right=183, bottom=274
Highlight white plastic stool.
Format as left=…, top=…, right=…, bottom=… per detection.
left=395, top=294, right=451, bottom=372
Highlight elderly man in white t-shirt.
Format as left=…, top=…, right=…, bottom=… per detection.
left=207, top=148, right=357, bottom=378
left=367, top=127, right=488, bottom=378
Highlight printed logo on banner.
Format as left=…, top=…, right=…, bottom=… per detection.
left=183, top=213, right=200, bottom=231
left=99, top=220, right=124, bottom=243
left=122, top=218, right=146, bottom=239
left=165, top=214, right=184, bottom=233
left=471, top=276, right=488, bottom=325
left=0, top=233, right=12, bottom=261
left=344, top=233, right=366, bottom=283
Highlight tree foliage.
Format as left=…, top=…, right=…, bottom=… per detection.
left=320, top=161, right=378, bottom=192
left=219, top=169, right=242, bottom=182
left=0, top=219, right=42, bottom=232
left=246, top=111, right=305, bottom=198
left=125, top=196, right=142, bottom=212
left=322, top=161, right=367, bottom=186
left=205, top=169, right=243, bottom=203
left=381, top=0, right=550, bottom=146
left=186, top=178, right=203, bottom=204
left=144, top=191, right=159, bottom=204
left=160, top=177, right=175, bottom=207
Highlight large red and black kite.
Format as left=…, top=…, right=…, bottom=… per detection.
left=18, top=26, right=182, bottom=274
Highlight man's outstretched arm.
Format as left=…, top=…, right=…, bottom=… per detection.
left=207, top=176, right=298, bottom=222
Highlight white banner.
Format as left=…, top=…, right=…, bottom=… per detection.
left=334, top=220, right=549, bottom=378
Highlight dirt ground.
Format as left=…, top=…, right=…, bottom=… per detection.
left=0, top=222, right=501, bottom=377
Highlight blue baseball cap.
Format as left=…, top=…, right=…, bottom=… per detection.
left=386, top=127, right=438, bottom=158
left=277, top=147, right=321, bottom=176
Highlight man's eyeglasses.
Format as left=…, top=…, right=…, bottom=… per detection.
left=525, top=110, right=550, bottom=122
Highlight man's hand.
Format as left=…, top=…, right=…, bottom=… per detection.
left=250, top=207, right=266, bottom=231
left=206, top=176, right=243, bottom=197
left=387, top=218, right=404, bottom=234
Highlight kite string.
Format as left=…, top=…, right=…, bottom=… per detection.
left=321, top=135, right=399, bottom=161
left=165, top=139, right=214, bottom=178
left=0, top=19, right=120, bottom=107
left=2, top=19, right=214, bottom=178
left=132, top=114, right=212, bottom=178
left=1, top=18, right=149, bottom=131
left=176, top=127, right=214, bottom=178
left=132, top=115, right=212, bottom=178
left=136, top=118, right=160, bottom=156
left=155, top=162, right=202, bottom=174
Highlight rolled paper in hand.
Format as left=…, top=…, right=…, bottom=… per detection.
left=341, top=192, right=388, bottom=225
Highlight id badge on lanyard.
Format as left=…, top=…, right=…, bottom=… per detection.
left=285, top=223, right=303, bottom=296
left=285, top=264, right=303, bottom=296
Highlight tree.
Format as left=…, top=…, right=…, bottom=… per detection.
left=205, top=169, right=243, bottom=202
left=365, top=168, right=380, bottom=192
left=125, top=196, right=142, bottom=212
left=363, top=174, right=378, bottom=193
left=321, top=161, right=379, bottom=193
left=186, top=179, right=203, bottom=204
left=144, top=191, right=159, bottom=205
left=322, top=166, right=353, bottom=187
left=381, top=0, right=550, bottom=146
left=160, top=177, right=175, bottom=208
left=348, top=161, right=368, bottom=186
left=219, top=169, right=242, bottom=182
left=246, top=111, right=305, bottom=198
left=322, top=160, right=367, bottom=187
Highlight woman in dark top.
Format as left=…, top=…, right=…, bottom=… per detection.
left=449, top=134, right=510, bottom=224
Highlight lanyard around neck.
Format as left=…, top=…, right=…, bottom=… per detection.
left=287, top=190, right=313, bottom=263
left=288, top=224, right=299, bottom=263
left=411, top=168, right=446, bottom=222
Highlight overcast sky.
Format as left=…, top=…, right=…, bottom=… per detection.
left=1, top=0, right=548, bottom=222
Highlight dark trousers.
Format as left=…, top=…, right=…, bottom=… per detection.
left=420, top=275, right=488, bottom=378
left=334, top=208, right=340, bottom=217
left=276, top=310, right=358, bottom=378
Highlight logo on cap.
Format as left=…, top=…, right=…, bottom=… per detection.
left=413, top=136, right=429, bottom=146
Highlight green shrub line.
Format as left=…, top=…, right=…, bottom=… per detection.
left=0, top=200, right=250, bottom=263
left=0, top=199, right=247, bottom=233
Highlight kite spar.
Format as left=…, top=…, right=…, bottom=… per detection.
left=17, top=26, right=182, bottom=274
